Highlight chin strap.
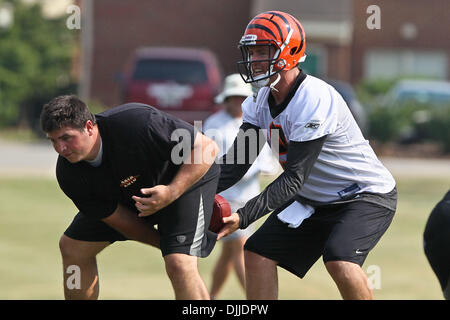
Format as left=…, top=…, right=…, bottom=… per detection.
left=250, top=78, right=269, bottom=102
left=269, top=73, right=281, bottom=93
left=251, top=73, right=281, bottom=101
left=251, top=85, right=260, bottom=102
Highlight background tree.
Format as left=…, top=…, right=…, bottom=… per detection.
left=0, top=0, right=77, bottom=133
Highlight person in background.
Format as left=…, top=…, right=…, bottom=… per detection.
left=203, top=74, right=278, bottom=299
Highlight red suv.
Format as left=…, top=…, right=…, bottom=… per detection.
left=121, top=47, right=223, bottom=123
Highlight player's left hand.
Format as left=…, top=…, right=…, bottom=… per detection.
left=132, top=185, right=176, bottom=217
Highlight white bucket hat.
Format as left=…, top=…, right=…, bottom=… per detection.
left=214, top=73, right=253, bottom=104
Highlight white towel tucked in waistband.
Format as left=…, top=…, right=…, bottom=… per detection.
left=277, top=201, right=315, bottom=228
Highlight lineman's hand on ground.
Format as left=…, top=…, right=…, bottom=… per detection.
left=132, top=185, right=176, bottom=217
left=217, top=213, right=240, bottom=240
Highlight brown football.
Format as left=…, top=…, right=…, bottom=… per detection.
left=209, top=194, right=231, bottom=233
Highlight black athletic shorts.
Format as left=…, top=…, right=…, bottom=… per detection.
left=64, top=169, right=219, bottom=258
left=244, top=199, right=395, bottom=278
left=423, top=191, right=450, bottom=296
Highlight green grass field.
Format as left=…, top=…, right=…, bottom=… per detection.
left=0, top=175, right=447, bottom=299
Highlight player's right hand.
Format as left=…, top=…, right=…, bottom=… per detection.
left=217, top=213, right=240, bottom=240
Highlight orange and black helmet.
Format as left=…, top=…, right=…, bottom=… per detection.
left=237, top=11, right=306, bottom=84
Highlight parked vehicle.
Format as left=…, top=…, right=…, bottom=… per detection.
left=119, top=47, right=223, bottom=123
left=382, top=79, right=450, bottom=142
left=383, top=79, right=450, bottom=106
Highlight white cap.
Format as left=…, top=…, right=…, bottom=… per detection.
left=214, top=73, right=253, bottom=104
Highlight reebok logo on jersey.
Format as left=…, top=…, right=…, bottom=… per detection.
left=120, top=175, right=140, bottom=188
left=305, top=120, right=321, bottom=129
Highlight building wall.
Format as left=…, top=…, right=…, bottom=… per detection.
left=84, top=0, right=450, bottom=105
left=327, top=44, right=352, bottom=82
left=88, top=0, right=252, bottom=106
left=250, top=0, right=354, bottom=82
left=351, top=0, right=450, bottom=83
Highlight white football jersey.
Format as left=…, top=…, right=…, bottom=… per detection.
left=203, top=110, right=278, bottom=204
left=242, top=74, right=396, bottom=203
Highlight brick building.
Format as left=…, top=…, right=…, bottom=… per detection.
left=77, top=0, right=450, bottom=106
left=78, top=0, right=252, bottom=106
left=352, top=0, right=450, bottom=82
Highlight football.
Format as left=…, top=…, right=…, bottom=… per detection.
left=209, top=194, right=231, bottom=233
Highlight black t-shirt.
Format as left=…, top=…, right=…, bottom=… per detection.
left=56, top=103, right=206, bottom=220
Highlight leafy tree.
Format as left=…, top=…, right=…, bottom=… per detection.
left=0, top=0, right=77, bottom=131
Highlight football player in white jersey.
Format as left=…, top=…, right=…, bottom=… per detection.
left=216, top=11, right=397, bottom=300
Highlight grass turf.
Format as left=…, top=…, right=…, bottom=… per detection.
left=0, top=175, right=447, bottom=299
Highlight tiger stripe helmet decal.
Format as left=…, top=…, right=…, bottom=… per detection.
left=237, top=11, right=306, bottom=84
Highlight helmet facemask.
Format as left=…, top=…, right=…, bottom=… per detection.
left=237, top=11, right=307, bottom=92
left=237, top=38, right=284, bottom=88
